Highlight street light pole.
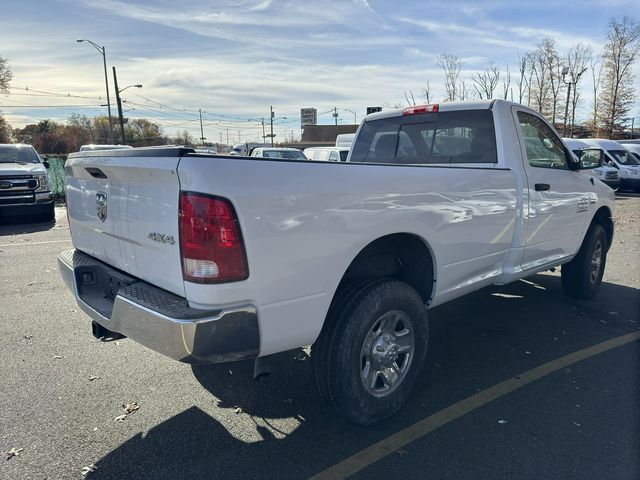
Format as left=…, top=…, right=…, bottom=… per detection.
left=345, top=109, right=357, bottom=124
left=77, top=39, right=114, bottom=144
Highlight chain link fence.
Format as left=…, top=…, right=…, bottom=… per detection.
left=42, top=155, right=67, bottom=203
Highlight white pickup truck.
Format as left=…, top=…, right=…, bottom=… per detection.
left=59, top=100, right=614, bottom=424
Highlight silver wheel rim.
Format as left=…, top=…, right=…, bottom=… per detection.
left=590, top=240, right=602, bottom=283
left=359, top=310, right=415, bottom=397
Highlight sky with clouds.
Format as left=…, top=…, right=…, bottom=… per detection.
left=1, top=0, right=639, bottom=144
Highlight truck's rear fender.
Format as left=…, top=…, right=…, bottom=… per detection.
left=311, top=232, right=436, bottom=349
left=334, top=232, right=435, bottom=304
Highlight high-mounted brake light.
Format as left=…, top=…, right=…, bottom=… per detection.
left=403, top=104, right=439, bottom=116
left=179, top=192, right=248, bottom=284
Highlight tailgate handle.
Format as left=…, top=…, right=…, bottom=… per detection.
left=86, top=167, right=108, bottom=179
left=534, top=183, right=550, bottom=191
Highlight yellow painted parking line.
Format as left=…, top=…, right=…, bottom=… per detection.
left=310, top=331, right=640, bottom=480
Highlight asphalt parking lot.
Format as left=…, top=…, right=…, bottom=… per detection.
left=1, top=196, right=639, bottom=480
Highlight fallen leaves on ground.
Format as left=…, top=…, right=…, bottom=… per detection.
left=5, top=447, right=23, bottom=460
left=114, top=402, right=139, bottom=421
left=234, top=406, right=243, bottom=414
left=88, top=375, right=100, bottom=381
left=123, top=402, right=139, bottom=414
left=81, top=464, right=97, bottom=476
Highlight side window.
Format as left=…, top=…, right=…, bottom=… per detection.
left=579, top=149, right=602, bottom=169
left=328, top=151, right=339, bottom=162
left=517, top=111, right=569, bottom=169
left=350, top=110, right=497, bottom=165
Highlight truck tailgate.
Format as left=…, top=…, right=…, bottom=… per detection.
left=65, top=150, right=186, bottom=296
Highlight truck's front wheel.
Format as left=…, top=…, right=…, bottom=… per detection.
left=561, top=223, right=607, bottom=299
left=313, top=279, right=428, bottom=425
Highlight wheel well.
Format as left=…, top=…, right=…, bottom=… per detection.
left=336, top=233, right=434, bottom=304
left=591, top=206, right=614, bottom=251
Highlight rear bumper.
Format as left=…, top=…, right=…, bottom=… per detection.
left=58, top=249, right=260, bottom=363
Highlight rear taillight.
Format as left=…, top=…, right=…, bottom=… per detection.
left=403, top=104, right=439, bottom=116
left=179, top=192, right=248, bottom=284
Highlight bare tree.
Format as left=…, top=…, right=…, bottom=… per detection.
left=472, top=64, right=500, bottom=99
left=0, top=55, right=12, bottom=94
left=423, top=81, right=432, bottom=104
left=438, top=53, right=462, bottom=101
left=563, top=44, right=592, bottom=135
left=516, top=52, right=529, bottom=104
left=540, top=38, right=563, bottom=124
left=529, top=48, right=551, bottom=115
left=589, top=54, right=604, bottom=135
left=501, top=65, right=511, bottom=100
left=598, top=16, right=640, bottom=138
left=403, top=91, right=416, bottom=106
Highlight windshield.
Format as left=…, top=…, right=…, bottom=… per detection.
left=0, top=146, right=41, bottom=164
left=261, top=149, right=307, bottom=160
left=609, top=149, right=640, bottom=166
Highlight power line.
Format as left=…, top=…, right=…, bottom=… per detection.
left=0, top=104, right=104, bottom=108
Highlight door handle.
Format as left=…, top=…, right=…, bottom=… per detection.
left=535, top=183, right=550, bottom=191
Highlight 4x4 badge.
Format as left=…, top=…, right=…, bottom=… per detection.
left=96, top=192, right=107, bottom=222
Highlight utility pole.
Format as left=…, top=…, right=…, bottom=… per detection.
left=270, top=106, right=274, bottom=146
left=112, top=67, right=126, bottom=144
left=199, top=109, right=206, bottom=146
left=333, top=107, right=338, bottom=126
left=261, top=117, right=266, bottom=143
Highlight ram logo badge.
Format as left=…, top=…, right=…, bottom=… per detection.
left=148, top=232, right=176, bottom=245
left=96, top=192, right=108, bottom=222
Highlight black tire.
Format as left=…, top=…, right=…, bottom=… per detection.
left=313, top=279, right=428, bottom=425
left=37, top=202, right=55, bottom=222
left=561, top=223, right=607, bottom=299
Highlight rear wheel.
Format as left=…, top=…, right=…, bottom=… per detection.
left=561, top=224, right=607, bottom=299
left=313, top=279, right=428, bottom=425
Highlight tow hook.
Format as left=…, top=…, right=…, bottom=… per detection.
left=91, top=321, right=125, bottom=341
left=253, top=356, right=271, bottom=381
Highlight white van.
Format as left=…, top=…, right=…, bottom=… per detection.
left=303, top=146, right=350, bottom=162
left=562, top=138, right=620, bottom=191
left=335, top=133, right=355, bottom=148
left=579, top=139, right=640, bottom=192
left=620, top=142, right=640, bottom=161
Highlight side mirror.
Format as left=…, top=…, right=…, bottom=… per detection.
left=43, top=160, right=50, bottom=168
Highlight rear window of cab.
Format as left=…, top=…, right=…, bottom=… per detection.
left=350, top=110, right=497, bottom=165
